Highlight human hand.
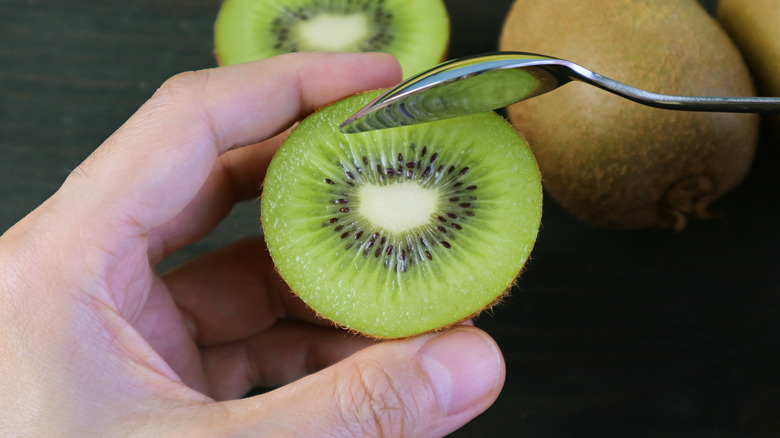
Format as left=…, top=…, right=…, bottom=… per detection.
left=0, top=52, right=505, bottom=437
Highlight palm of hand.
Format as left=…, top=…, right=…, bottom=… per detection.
left=0, top=53, right=505, bottom=437
left=0, top=54, right=385, bottom=431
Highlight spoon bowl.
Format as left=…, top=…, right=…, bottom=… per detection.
left=340, top=52, right=780, bottom=133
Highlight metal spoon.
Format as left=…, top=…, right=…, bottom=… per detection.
left=339, top=51, right=780, bottom=134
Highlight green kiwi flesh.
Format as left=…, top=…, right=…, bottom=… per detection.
left=214, top=0, right=450, bottom=77
left=261, top=91, right=542, bottom=338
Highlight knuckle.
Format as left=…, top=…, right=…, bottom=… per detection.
left=334, top=359, right=421, bottom=437
left=150, top=70, right=212, bottom=114
left=143, top=69, right=219, bottom=143
left=156, top=70, right=204, bottom=101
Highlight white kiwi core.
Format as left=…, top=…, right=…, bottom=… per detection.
left=297, top=14, right=370, bottom=51
left=357, top=181, right=439, bottom=233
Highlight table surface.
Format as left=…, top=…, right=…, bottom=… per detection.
left=3, top=0, right=780, bottom=436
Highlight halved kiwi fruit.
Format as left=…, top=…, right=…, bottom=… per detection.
left=260, top=90, right=543, bottom=338
left=214, top=0, right=450, bottom=77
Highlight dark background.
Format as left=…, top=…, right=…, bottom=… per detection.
left=3, top=0, right=780, bottom=436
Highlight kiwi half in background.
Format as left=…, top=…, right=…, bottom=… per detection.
left=261, top=91, right=542, bottom=339
left=214, top=0, right=449, bottom=77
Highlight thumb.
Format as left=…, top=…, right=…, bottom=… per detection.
left=217, top=326, right=505, bottom=437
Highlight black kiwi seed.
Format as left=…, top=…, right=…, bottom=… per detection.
left=259, top=88, right=546, bottom=339
left=269, top=0, right=395, bottom=53
left=318, top=143, right=480, bottom=273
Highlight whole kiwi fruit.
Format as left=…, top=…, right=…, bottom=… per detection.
left=499, top=0, right=759, bottom=230
left=261, top=91, right=543, bottom=338
left=718, top=0, right=780, bottom=141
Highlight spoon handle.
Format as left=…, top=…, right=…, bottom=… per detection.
left=568, top=63, right=780, bottom=114
left=341, top=52, right=780, bottom=134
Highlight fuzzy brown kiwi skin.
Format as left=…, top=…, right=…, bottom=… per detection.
left=297, top=251, right=532, bottom=340
left=261, top=88, right=538, bottom=339
left=290, top=280, right=517, bottom=340
left=718, top=0, right=780, bottom=142
left=499, top=0, right=759, bottom=231
left=260, top=118, right=526, bottom=339
left=265, top=202, right=526, bottom=339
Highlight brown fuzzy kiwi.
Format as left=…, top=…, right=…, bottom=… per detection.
left=718, top=0, right=780, bottom=141
left=499, top=0, right=759, bottom=230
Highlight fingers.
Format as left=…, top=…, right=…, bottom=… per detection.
left=56, top=52, right=402, bottom=239
left=200, top=320, right=378, bottom=401
left=163, top=237, right=324, bottom=347
left=212, top=327, right=506, bottom=438
left=147, top=130, right=289, bottom=263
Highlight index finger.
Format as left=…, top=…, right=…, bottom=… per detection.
left=57, top=52, right=402, bottom=237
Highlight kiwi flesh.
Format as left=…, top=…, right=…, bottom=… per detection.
left=214, top=0, right=450, bottom=77
left=718, top=0, right=780, bottom=141
left=260, top=90, right=542, bottom=338
left=499, top=0, right=759, bottom=230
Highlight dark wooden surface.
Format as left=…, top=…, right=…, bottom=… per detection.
left=3, top=0, right=780, bottom=436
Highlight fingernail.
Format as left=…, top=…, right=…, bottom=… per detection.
left=418, top=328, right=503, bottom=416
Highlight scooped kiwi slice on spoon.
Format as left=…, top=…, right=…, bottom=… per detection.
left=214, top=0, right=450, bottom=77
left=261, top=90, right=543, bottom=338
